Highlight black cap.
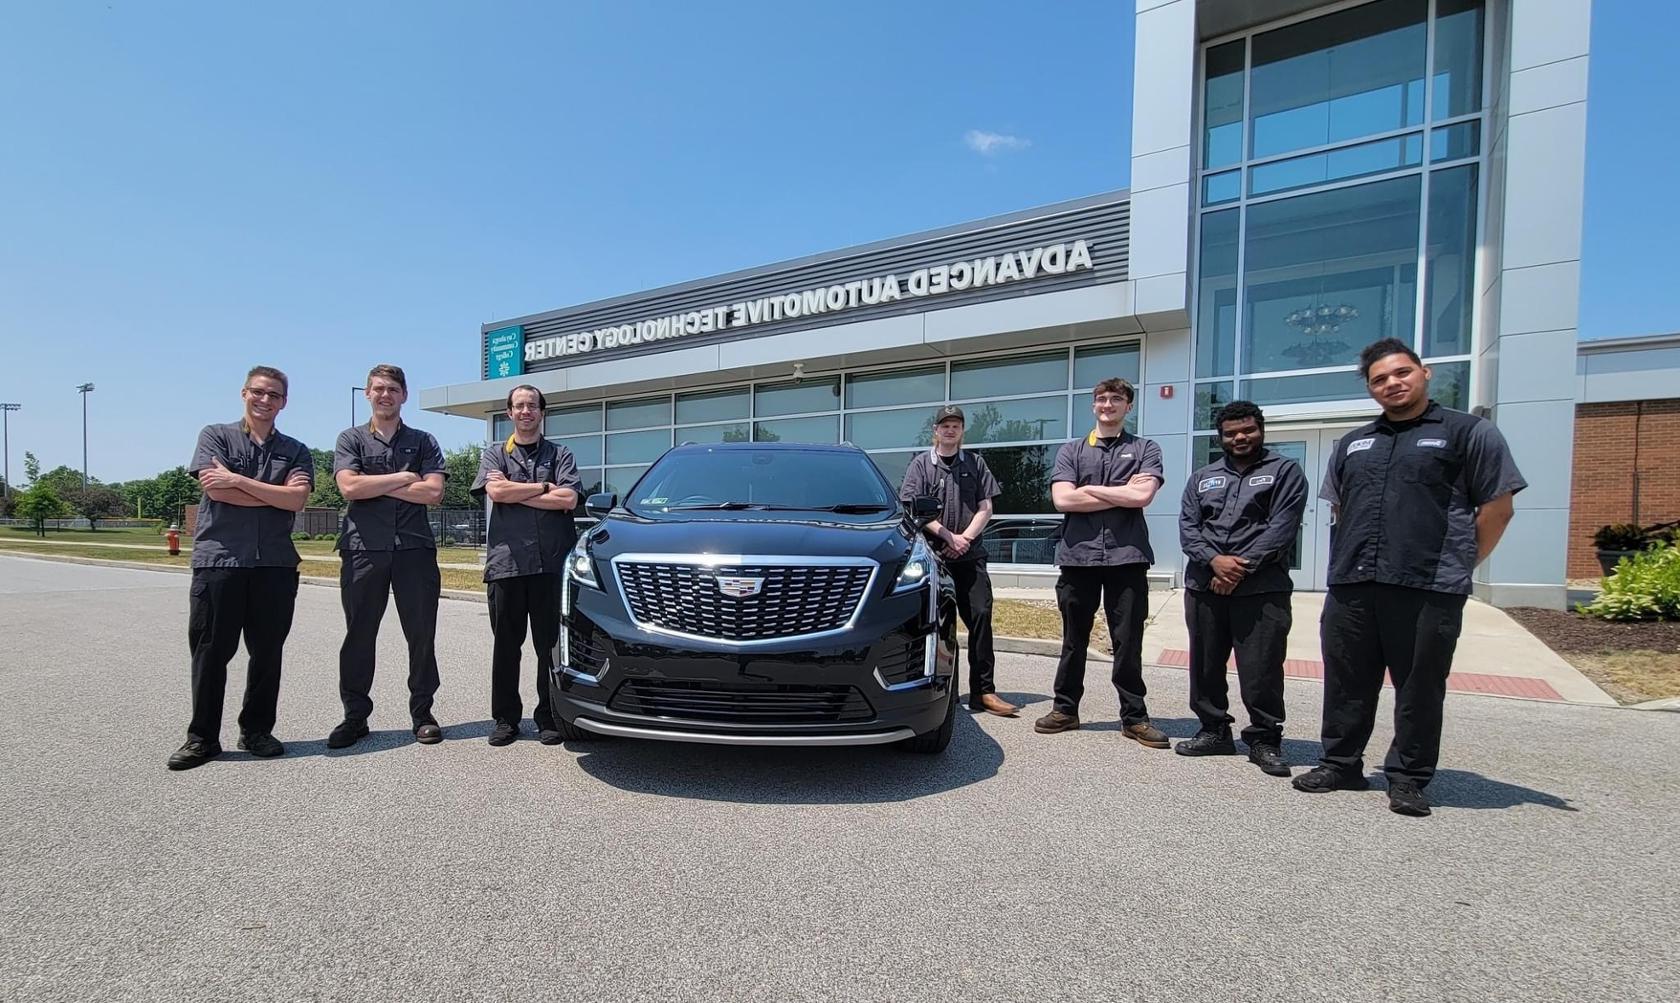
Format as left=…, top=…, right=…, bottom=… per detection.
left=933, top=404, right=965, bottom=424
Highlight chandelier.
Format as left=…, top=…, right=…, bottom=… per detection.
left=1281, top=302, right=1357, bottom=368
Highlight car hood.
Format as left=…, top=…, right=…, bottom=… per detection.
left=589, top=509, right=913, bottom=564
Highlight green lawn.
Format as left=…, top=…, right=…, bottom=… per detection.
left=1, top=525, right=164, bottom=540
left=0, top=539, right=484, bottom=592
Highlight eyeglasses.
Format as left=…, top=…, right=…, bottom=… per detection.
left=243, top=388, right=286, bottom=402
left=1093, top=394, right=1130, bottom=405
left=509, top=403, right=543, bottom=413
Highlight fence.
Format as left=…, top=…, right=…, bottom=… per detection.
left=0, top=518, right=162, bottom=531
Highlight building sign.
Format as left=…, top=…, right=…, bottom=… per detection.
left=523, top=239, right=1095, bottom=363
left=486, top=325, right=525, bottom=380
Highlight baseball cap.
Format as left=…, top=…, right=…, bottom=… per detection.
left=932, top=404, right=965, bottom=424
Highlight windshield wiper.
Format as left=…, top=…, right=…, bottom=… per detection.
left=664, top=501, right=769, bottom=510
left=808, top=503, right=894, bottom=513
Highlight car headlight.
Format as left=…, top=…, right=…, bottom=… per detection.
left=567, top=535, right=600, bottom=590
left=894, top=535, right=933, bottom=592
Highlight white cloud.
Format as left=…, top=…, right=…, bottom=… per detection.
left=964, top=130, right=1031, bottom=156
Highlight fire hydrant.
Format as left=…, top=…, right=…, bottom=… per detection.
left=165, top=524, right=181, bottom=556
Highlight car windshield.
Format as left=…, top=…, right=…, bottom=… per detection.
left=629, top=447, right=898, bottom=514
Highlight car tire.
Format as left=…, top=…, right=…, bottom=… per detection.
left=547, top=670, right=609, bottom=742
left=900, top=681, right=956, bottom=755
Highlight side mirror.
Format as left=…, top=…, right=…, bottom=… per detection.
left=910, top=495, right=940, bottom=526
left=585, top=492, right=618, bottom=519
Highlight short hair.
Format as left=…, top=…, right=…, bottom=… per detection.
left=1358, top=338, right=1422, bottom=380
left=506, top=385, right=547, bottom=411
left=1214, top=399, right=1264, bottom=431
left=366, top=364, right=407, bottom=392
left=1092, top=377, right=1136, bottom=403
left=246, top=365, right=289, bottom=396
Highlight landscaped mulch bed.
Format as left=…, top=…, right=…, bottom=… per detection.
left=1504, top=607, right=1680, bottom=654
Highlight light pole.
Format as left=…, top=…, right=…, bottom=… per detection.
left=76, top=383, right=94, bottom=486
left=350, top=386, right=363, bottom=428
left=0, top=403, right=19, bottom=499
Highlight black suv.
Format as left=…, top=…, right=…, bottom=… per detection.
left=550, top=442, right=959, bottom=753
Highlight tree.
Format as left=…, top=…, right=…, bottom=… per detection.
left=442, top=444, right=482, bottom=509
left=37, top=465, right=89, bottom=497
left=151, top=467, right=202, bottom=527
left=64, top=483, right=125, bottom=531
left=23, top=451, right=40, bottom=484
left=16, top=482, right=70, bottom=537
left=306, top=448, right=344, bottom=509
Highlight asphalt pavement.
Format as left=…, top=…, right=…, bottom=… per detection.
left=1, top=554, right=1676, bottom=1002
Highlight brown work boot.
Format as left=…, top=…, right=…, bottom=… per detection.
left=1034, top=710, right=1080, bottom=734
left=971, top=693, right=1019, bottom=717
left=1122, top=721, right=1170, bottom=749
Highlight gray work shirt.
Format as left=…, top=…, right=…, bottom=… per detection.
left=188, top=421, right=314, bottom=569
left=1051, top=431, right=1165, bottom=567
left=1321, top=401, right=1527, bottom=595
left=1179, top=448, right=1308, bottom=595
left=333, top=422, right=447, bottom=551
left=471, top=438, right=582, bottom=582
left=898, top=448, right=1001, bottom=564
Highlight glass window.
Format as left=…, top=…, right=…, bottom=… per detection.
left=868, top=450, right=918, bottom=494
left=845, top=366, right=944, bottom=409
left=1203, top=170, right=1241, bottom=206
left=605, top=428, right=670, bottom=465
left=1433, top=0, right=1485, bottom=121
left=1423, top=165, right=1478, bottom=357
left=628, top=446, right=895, bottom=513
left=1193, top=434, right=1223, bottom=468
left=975, top=446, right=1057, bottom=514
left=553, top=433, right=603, bottom=467
left=546, top=403, right=602, bottom=437
left=491, top=414, right=512, bottom=442
left=960, top=397, right=1066, bottom=445
left=1242, top=369, right=1369, bottom=406
left=1249, top=0, right=1427, bottom=160
left=754, top=415, right=839, bottom=444
left=1430, top=121, right=1479, bottom=163
left=978, top=516, right=1063, bottom=565
left=1203, top=40, right=1246, bottom=169
left=1243, top=175, right=1421, bottom=374
left=674, top=388, right=748, bottom=425
left=1194, top=382, right=1236, bottom=431
left=606, top=396, right=670, bottom=430
left=951, top=351, right=1067, bottom=400
left=577, top=468, right=605, bottom=499
left=675, top=422, right=750, bottom=445
left=604, top=465, right=650, bottom=497
left=754, top=378, right=839, bottom=417
left=1427, top=359, right=1470, bottom=412
left=1195, top=209, right=1239, bottom=379
left=844, top=407, right=936, bottom=451
left=1249, top=133, right=1422, bottom=197
left=1073, top=343, right=1142, bottom=392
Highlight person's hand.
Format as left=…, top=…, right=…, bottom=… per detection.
left=1210, top=554, right=1249, bottom=585
left=485, top=469, right=506, bottom=482
left=198, top=458, right=240, bottom=490
left=1211, top=576, right=1235, bottom=596
left=400, top=470, right=422, bottom=485
left=1128, top=472, right=1157, bottom=487
left=944, top=533, right=971, bottom=558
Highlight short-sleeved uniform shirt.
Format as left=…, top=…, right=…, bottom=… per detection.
left=1320, top=401, right=1527, bottom=595
left=897, top=448, right=1001, bottom=564
left=1051, top=431, right=1165, bottom=567
left=471, top=437, right=583, bottom=583
left=188, top=421, right=314, bottom=569
left=333, top=422, right=447, bottom=551
left=1178, top=448, right=1309, bottom=595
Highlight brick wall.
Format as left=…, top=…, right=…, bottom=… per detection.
left=1568, top=400, right=1680, bottom=578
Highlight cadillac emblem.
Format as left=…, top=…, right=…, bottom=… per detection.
left=714, top=576, right=765, bottom=598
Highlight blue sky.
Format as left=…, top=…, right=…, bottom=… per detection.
left=0, top=1, right=1670, bottom=482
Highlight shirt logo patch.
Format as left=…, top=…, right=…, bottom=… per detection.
left=1197, top=476, right=1227, bottom=492
left=1416, top=438, right=1447, bottom=448
left=1248, top=475, right=1274, bottom=486
left=1120, top=453, right=1134, bottom=459
left=1346, top=437, right=1376, bottom=454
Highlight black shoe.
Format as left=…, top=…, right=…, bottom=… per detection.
left=1247, top=743, right=1290, bottom=777
left=167, top=739, right=222, bottom=771
left=1175, top=730, right=1236, bottom=757
left=237, top=733, right=285, bottom=758
left=327, top=719, right=369, bottom=750
left=414, top=723, right=443, bottom=745
left=535, top=719, right=563, bottom=745
left=1291, top=764, right=1371, bottom=793
left=1388, top=781, right=1432, bottom=817
left=488, top=721, right=520, bottom=746
left=1033, top=710, right=1080, bottom=734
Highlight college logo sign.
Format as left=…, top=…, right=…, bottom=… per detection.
left=486, top=325, right=525, bottom=380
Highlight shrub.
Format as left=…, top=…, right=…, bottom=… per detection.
left=1578, top=544, right=1680, bottom=622
left=1592, top=523, right=1648, bottom=551
left=291, top=531, right=311, bottom=541
left=315, top=533, right=338, bottom=542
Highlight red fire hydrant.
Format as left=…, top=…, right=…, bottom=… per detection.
left=165, top=525, right=181, bottom=556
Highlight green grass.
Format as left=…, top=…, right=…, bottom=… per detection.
left=1, top=524, right=163, bottom=539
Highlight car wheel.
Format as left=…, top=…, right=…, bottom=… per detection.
left=899, top=681, right=956, bottom=755
left=547, top=669, right=609, bottom=742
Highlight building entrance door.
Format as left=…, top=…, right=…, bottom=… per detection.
left=1265, top=425, right=1362, bottom=592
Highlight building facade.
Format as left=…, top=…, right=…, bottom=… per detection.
left=423, top=0, right=1593, bottom=608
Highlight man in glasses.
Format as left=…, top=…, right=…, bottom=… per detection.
left=169, top=366, right=314, bottom=770
left=1036, top=378, right=1170, bottom=748
left=327, top=363, right=449, bottom=749
left=471, top=385, right=581, bottom=746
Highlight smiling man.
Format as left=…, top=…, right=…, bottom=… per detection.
left=1295, top=338, right=1527, bottom=817
left=169, top=366, right=313, bottom=771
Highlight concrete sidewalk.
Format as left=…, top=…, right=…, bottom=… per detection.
left=990, top=585, right=1617, bottom=706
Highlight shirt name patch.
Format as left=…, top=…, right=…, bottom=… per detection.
left=1347, top=437, right=1376, bottom=454
left=1120, top=453, right=1134, bottom=459
left=1248, top=475, right=1274, bottom=486
left=1198, top=476, right=1227, bottom=492
left=1416, top=438, right=1447, bottom=448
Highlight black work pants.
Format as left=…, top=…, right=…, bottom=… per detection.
left=1184, top=588, right=1289, bottom=747
left=1318, top=583, right=1467, bottom=787
left=486, top=573, right=561, bottom=728
left=187, top=567, right=299, bottom=744
left=1052, top=564, right=1150, bottom=722
left=945, top=558, right=996, bottom=698
left=338, top=549, right=441, bottom=727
